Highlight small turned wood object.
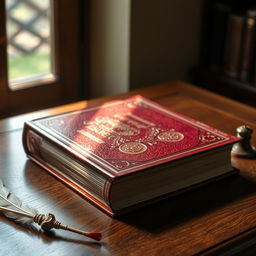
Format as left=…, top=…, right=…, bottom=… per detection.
left=34, top=213, right=62, bottom=231
left=231, top=125, right=256, bottom=158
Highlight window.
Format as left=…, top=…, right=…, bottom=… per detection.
left=6, top=0, right=53, bottom=88
left=0, top=0, right=86, bottom=117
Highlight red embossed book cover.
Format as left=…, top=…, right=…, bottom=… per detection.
left=23, top=95, right=239, bottom=216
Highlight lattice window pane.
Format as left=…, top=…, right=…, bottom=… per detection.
left=6, top=0, right=53, bottom=88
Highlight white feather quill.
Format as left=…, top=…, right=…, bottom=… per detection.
left=0, top=179, right=38, bottom=224
left=0, top=178, right=102, bottom=241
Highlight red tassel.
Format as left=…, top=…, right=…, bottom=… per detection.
left=86, top=232, right=102, bottom=241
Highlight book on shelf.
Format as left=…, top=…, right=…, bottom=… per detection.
left=22, top=95, right=239, bottom=216
left=224, top=14, right=244, bottom=78
left=205, top=3, right=256, bottom=87
left=240, top=9, right=256, bottom=83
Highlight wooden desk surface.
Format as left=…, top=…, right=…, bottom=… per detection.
left=1, top=81, right=256, bottom=256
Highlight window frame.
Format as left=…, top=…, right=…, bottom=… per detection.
left=0, top=0, right=84, bottom=117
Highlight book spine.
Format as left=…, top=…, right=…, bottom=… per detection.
left=240, top=10, right=256, bottom=83
left=224, top=14, right=244, bottom=78
left=22, top=123, right=115, bottom=216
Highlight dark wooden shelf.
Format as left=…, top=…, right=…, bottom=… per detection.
left=195, top=0, right=256, bottom=108
left=194, top=69, right=256, bottom=107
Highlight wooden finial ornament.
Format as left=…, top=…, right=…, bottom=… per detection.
left=34, top=213, right=102, bottom=241
left=231, top=125, right=256, bottom=158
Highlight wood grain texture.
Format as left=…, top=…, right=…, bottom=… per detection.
left=1, top=81, right=256, bottom=255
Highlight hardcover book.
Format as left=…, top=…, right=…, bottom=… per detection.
left=224, top=14, right=244, bottom=78
left=240, top=9, right=256, bottom=83
left=23, top=95, right=239, bottom=216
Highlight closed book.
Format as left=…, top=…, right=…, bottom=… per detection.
left=224, top=14, right=244, bottom=78
left=22, top=96, right=239, bottom=216
left=240, top=9, right=256, bottom=83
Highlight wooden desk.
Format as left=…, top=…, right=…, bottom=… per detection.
left=1, top=81, right=256, bottom=256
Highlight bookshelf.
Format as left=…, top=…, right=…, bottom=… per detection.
left=194, top=0, right=256, bottom=107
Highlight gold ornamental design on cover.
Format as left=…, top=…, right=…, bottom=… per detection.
left=119, top=142, right=148, bottom=154
left=157, top=130, right=184, bottom=142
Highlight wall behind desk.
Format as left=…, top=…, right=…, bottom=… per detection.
left=90, top=0, right=203, bottom=97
